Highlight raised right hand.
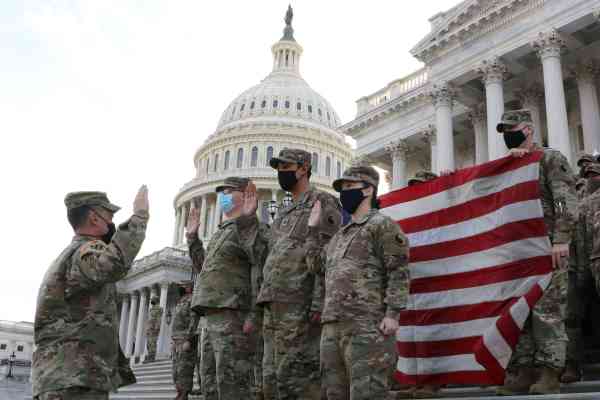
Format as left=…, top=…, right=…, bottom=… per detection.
left=134, top=185, right=149, bottom=215
left=242, top=181, right=259, bottom=216
left=186, top=207, right=200, bottom=234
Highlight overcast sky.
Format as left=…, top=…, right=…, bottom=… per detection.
left=0, top=0, right=460, bottom=322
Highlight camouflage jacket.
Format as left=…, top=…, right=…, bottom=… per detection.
left=538, top=147, right=578, bottom=244
left=187, top=233, right=205, bottom=275
left=190, top=215, right=267, bottom=322
left=307, top=209, right=409, bottom=323
left=172, top=294, right=199, bottom=342
left=577, top=186, right=600, bottom=264
left=32, top=211, right=148, bottom=396
left=145, top=304, right=163, bottom=334
left=256, top=188, right=341, bottom=306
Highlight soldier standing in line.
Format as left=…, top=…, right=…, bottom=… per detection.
left=172, top=281, right=200, bottom=400
left=188, top=177, right=268, bottom=400
left=305, top=165, right=409, bottom=400
left=32, top=187, right=149, bottom=400
left=562, top=155, right=597, bottom=383
left=495, top=110, right=577, bottom=395
left=241, top=149, right=342, bottom=400
left=145, top=295, right=163, bottom=363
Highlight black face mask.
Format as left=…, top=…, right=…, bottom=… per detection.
left=101, top=222, right=116, bottom=244
left=278, top=170, right=298, bottom=191
left=340, top=188, right=366, bottom=215
left=503, top=130, right=527, bottom=149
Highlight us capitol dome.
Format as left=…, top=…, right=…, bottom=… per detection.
left=172, top=6, right=354, bottom=245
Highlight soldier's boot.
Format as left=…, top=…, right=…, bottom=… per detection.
left=412, top=385, right=441, bottom=399
left=529, top=367, right=561, bottom=395
left=495, top=367, right=536, bottom=396
left=390, top=385, right=415, bottom=399
left=561, top=361, right=581, bottom=383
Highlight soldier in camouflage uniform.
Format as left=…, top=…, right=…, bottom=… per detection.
left=145, top=295, right=163, bottom=363
left=32, top=187, right=149, bottom=400
left=305, top=165, right=409, bottom=400
left=495, top=110, right=577, bottom=395
left=241, top=149, right=342, bottom=400
left=187, top=177, right=267, bottom=400
left=562, top=155, right=598, bottom=383
left=172, top=281, right=200, bottom=400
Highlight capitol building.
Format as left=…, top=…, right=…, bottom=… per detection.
left=112, top=8, right=352, bottom=364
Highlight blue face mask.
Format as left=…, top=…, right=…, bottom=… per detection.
left=218, top=192, right=235, bottom=214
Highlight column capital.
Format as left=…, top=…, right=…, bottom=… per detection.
left=467, top=105, right=486, bottom=125
left=571, top=59, right=599, bottom=84
left=477, top=57, right=508, bottom=85
left=385, top=139, right=410, bottom=161
left=532, top=29, right=566, bottom=60
left=429, top=82, right=455, bottom=109
left=160, top=282, right=170, bottom=290
left=516, top=84, right=544, bottom=107
left=131, top=291, right=140, bottom=299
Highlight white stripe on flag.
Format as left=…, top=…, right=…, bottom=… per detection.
left=397, top=354, right=485, bottom=375
left=509, top=296, right=532, bottom=331
left=397, top=317, right=499, bottom=342
left=409, top=275, right=545, bottom=310
left=407, top=200, right=544, bottom=247
left=382, top=162, right=538, bottom=221
left=483, top=324, right=513, bottom=369
left=409, top=237, right=551, bottom=279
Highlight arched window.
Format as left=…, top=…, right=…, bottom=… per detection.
left=224, top=151, right=230, bottom=170
left=326, top=156, right=331, bottom=177
left=251, top=146, right=258, bottom=167
left=261, top=100, right=266, bottom=108
left=266, top=146, right=274, bottom=166
left=337, top=161, right=341, bottom=178
left=318, top=108, right=322, bottom=117
left=308, top=105, right=313, bottom=113
left=231, top=106, right=236, bottom=117
left=240, top=104, right=245, bottom=112
left=237, top=148, right=244, bottom=168
left=296, top=102, right=302, bottom=111
left=327, top=112, right=331, bottom=121
left=250, top=101, right=255, bottom=110
left=214, top=154, right=219, bottom=172
left=206, top=157, right=210, bottom=174
left=312, top=152, right=319, bottom=174
left=285, top=100, right=290, bottom=109
left=273, top=99, right=278, bottom=108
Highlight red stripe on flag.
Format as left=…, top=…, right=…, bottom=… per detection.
left=399, top=300, right=518, bottom=326
left=474, top=341, right=506, bottom=385
left=380, top=151, right=543, bottom=207
left=397, top=337, right=480, bottom=358
left=394, top=370, right=499, bottom=386
left=410, top=218, right=547, bottom=263
left=399, top=181, right=540, bottom=234
left=409, top=256, right=553, bottom=294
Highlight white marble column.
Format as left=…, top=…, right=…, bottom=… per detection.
left=272, top=189, right=278, bottom=202
left=180, top=203, right=190, bottom=245
left=422, top=127, right=438, bottom=173
left=532, top=30, right=573, bottom=162
left=430, top=83, right=455, bottom=172
left=478, top=57, right=507, bottom=160
left=125, top=292, right=139, bottom=357
left=172, top=208, right=182, bottom=246
left=156, top=283, right=169, bottom=358
left=198, top=195, right=207, bottom=240
left=118, top=294, right=130, bottom=351
left=517, top=85, right=545, bottom=146
left=574, top=60, right=600, bottom=153
left=385, top=139, right=409, bottom=190
left=134, top=288, right=148, bottom=358
left=468, top=105, right=488, bottom=165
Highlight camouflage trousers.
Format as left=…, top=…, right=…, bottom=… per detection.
left=320, top=320, right=395, bottom=400
left=509, top=269, right=568, bottom=370
left=263, top=302, right=321, bottom=400
left=201, top=309, right=253, bottom=400
left=146, top=331, right=159, bottom=361
left=198, top=321, right=217, bottom=398
left=172, top=336, right=198, bottom=392
left=36, top=387, right=108, bottom=400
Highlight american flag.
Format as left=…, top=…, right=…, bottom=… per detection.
left=380, top=151, right=553, bottom=386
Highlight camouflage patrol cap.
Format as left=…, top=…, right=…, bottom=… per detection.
left=583, top=163, right=600, bottom=177
left=332, top=165, right=379, bottom=192
left=578, top=153, right=596, bottom=167
left=269, top=148, right=311, bottom=169
left=496, top=109, right=533, bottom=133
left=64, top=191, right=120, bottom=213
left=408, top=170, right=438, bottom=186
left=215, top=176, right=250, bottom=193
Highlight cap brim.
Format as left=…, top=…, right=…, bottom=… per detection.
left=101, top=203, right=121, bottom=213
left=332, top=177, right=364, bottom=192
left=496, top=123, right=516, bottom=133
left=215, top=184, right=236, bottom=193
left=269, top=157, right=298, bottom=169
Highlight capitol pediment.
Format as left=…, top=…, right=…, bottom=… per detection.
left=411, top=0, right=533, bottom=63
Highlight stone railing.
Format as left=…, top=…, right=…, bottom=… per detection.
left=357, top=68, right=429, bottom=116
left=131, top=247, right=190, bottom=273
